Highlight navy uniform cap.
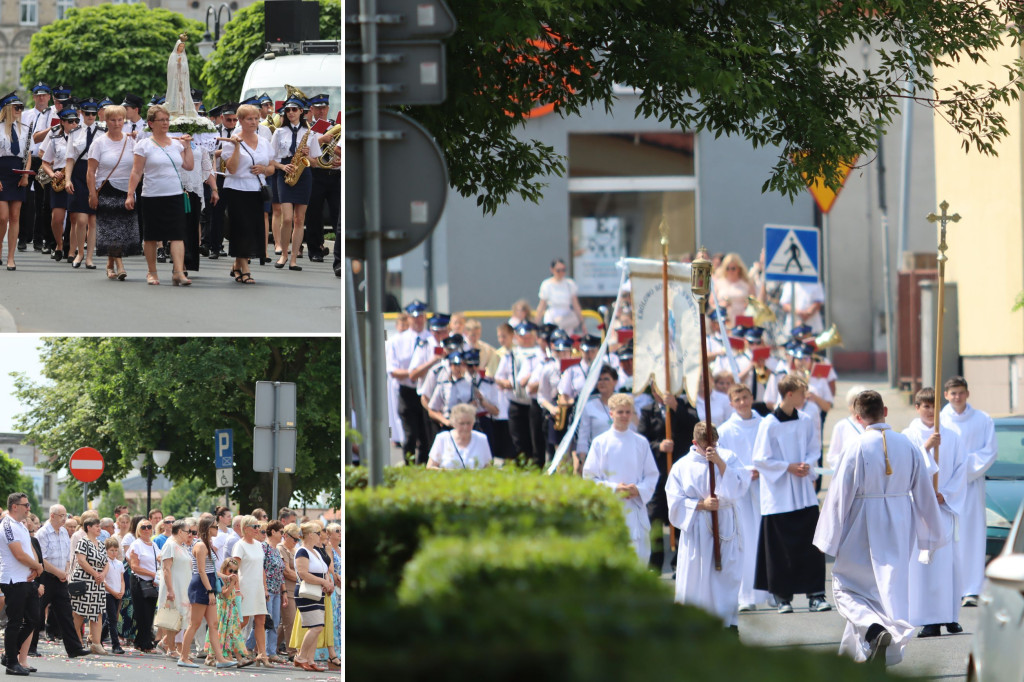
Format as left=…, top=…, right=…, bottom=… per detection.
left=150, top=94, right=166, bottom=106
left=283, top=94, right=306, bottom=109
left=257, top=92, right=272, bottom=105
left=197, top=103, right=207, bottom=116
left=791, top=324, right=813, bottom=338
left=514, top=320, right=538, bottom=335
left=0, top=92, right=21, bottom=108
left=31, top=82, right=50, bottom=94
left=442, top=333, right=464, bottom=349
left=552, top=337, right=573, bottom=352
left=404, top=299, right=427, bottom=316
left=579, top=334, right=602, bottom=350
left=549, top=329, right=569, bottom=345
left=53, top=85, right=72, bottom=101
left=428, top=314, right=451, bottom=330
left=220, top=103, right=238, bottom=116
left=207, top=105, right=223, bottom=118
left=58, top=106, right=79, bottom=120
left=463, top=349, right=481, bottom=366
left=707, top=306, right=728, bottom=323
left=240, top=95, right=261, bottom=107
left=98, top=96, right=115, bottom=108
left=731, top=325, right=750, bottom=337
left=79, top=98, right=99, bottom=114
left=309, top=93, right=329, bottom=106
left=616, top=341, right=634, bottom=361
left=538, top=323, right=559, bottom=341
left=190, top=88, right=204, bottom=102
left=121, top=93, right=144, bottom=109
left=447, top=351, right=464, bottom=365
left=744, top=327, right=766, bottom=344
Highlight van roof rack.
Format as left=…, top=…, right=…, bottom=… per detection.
left=263, top=40, right=340, bottom=58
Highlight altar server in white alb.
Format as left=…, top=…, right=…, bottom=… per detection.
left=583, top=393, right=660, bottom=564
left=939, top=376, right=997, bottom=606
left=666, top=421, right=750, bottom=628
left=715, top=383, right=769, bottom=611
left=902, top=387, right=967, bottom=638
left=814, top=390, right=947, bottom=667
left=826, top=385, right=867, bottom=470
left=752, top=374, right=830, bottom=614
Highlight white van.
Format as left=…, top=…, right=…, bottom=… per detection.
left=240, top=41, right=341, bottom=109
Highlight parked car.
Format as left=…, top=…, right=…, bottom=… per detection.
left=986, top=417, right=1024, bottom=557
left=966, top=499, right=1024, bottom=681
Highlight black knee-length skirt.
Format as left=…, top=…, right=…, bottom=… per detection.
left=275, top=162, right=312, bottom=205
left=67, top=160, right=95, bottom=215
left=141, top=194, right=186, bottom=242
left=0, top=155, right=26, bottom=202
left=224, top=187, right=264, bottom=258
left=49, top=183, right=68, bottom=210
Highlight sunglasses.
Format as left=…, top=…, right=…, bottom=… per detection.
left=64, top=118, right=79, bottom=124
left=284, top=106, right=300, bottom=112
left=140, top=524, right=152, bottom=530
left=189, top=530, right=198, bottom=535
left=12, top=105, right=23, bottom=111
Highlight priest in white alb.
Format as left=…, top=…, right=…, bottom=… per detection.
left=902, top=387, right=967, bottom=637
left=814, top=390, right=947, bottom=667
left=584, top=393, right=660, bottom=564
left=939, top=376, right=997, bottom=605
left=666, top=421, right=750, bottom=628
left=715, top=383, right=769, bottom=611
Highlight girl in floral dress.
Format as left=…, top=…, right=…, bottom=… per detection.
left=211, top=557, right=251, bottom=666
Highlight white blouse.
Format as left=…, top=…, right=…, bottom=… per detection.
left=222, top=137, right=272, bottom=192
left=427, top=430, right=492, bottom=470
left=134, top=137, right=187, bottom=198
left=128, top=538, right=160, bottom=583
left=0, top=121, right=32, bottom=159
left=270, top=125, right=321, bottom=162
left=39, top=131, right=69, bottom=168
left=65, top=123, right=105, bottom=167
left=88, top=134, right=135, bottom=192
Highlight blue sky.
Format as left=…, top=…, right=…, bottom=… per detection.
left=0, top=336, right=46, bottom=433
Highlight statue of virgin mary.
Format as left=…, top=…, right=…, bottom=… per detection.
left=164, top=33, right=216, bottom=136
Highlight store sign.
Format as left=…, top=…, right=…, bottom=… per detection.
left=572, top=216, right=625, bottom=296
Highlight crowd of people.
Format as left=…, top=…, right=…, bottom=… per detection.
left=0, top=81, right=341, bottom=283
left=382, top=250, right=998, bottom=668
left=0, top=499, right=341, bottom=676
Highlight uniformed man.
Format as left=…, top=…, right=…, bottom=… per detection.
left=205, top=103, right=238, bottom=259
left=21, top=82, right=55, bottom=253
left=419, top=333, right=465, bottom=431
left=386, top=301, right=431, bottom=464
left=258, top=93, right=273, bottom=119
left=463, top=348, right=500, bottom=444
left=427, top=351, right=477, bottom=429
left=536, top=335, right=574, bottom=461
left=557, top=333, right=602, bottom=402
left=96, top=96, right=115, bottom=126
left=304, top=93, right=338, bottom=266
left=494, top=321, right=545, bottom=466
left=409, top=313, right=452, bottom=456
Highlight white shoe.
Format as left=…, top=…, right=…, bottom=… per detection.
left=738, top=603, right=756, bottom=612
left=961, top=595, right=978, bottom=607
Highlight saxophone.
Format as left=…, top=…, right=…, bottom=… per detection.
left=284, top=127, right=312, bottom=186
left=314, top=124, right=340, bottom=169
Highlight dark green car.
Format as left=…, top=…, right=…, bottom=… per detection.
left=986, top=417, right=1024, bottom=557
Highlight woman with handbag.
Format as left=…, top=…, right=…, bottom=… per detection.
left=289, top=522, right=334, bottom=672
left=178, top=517, right=235, bottom=669
left=155, top=520, right=192, bottom=658
left=70, top=517, right=108, bottom=654
left=126, top=518, right=159, bottom=653
left=124, top=103, right=194, bottom=286
left=232, top=515, right=271, bottom=666
left=87, top=104, right=138, bottom=280
left=220, top=103, right=273, bottom=284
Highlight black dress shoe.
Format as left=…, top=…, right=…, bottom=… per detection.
left=69, top=648, right=91, bottom=658
left=274, top=261, right=284, bottom=269
left=917, top=624, right=942, bottom=638
left=41, top=247, right=51, bottom=254
left=217, top=249, right=227, bottom=257
left=310, top=255, right=324, bottom=263
left=199, top=245, right=209, bottom=257
left=288, top=265, right=302, bottom=271
left=111, top=648, right=124, bottom=655
left=22, top=667, right=35, bottom=673
left=16, top=243, right=25, bottom=251
left=209, top=252, right=219, bottom=259
left=946, top=622, right=964, bottom=634
left=51, top=250, right=62, bottom=261
left=32, top=243, right=42, bottom=251
left=156, top=247, right=167, bottom=263
left=5, top=664, right=29, bottom=676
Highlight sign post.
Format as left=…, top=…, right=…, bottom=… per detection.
left=215, top=428, right=234, bottom=507
left=254, top=381, right=297, bottom=516
left=69, top=447, right=105, bottom=514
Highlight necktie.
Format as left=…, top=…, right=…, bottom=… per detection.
left=289, top=125, right=299, bottom=154
left=10, top=122, right=19, bottom=157
left=85, top=126, right=95, bottom=154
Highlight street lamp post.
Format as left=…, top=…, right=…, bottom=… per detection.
left=134, top=449, right=172, bottom=515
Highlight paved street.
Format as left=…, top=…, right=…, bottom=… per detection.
left=15, top=640, right=338, bottom=681
left=0, top=246, right=340, bottom=333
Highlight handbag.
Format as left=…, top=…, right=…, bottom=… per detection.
left=213, top=574, right=223, bottom=594
left=297, top=580, right=322, bottom=601
left=137, top=577, right=159, bottom=599
left=67, top=581, right=88, bottom=597
left=264, top=613, right=275, bottom=630
left=154, top=599, right=183, bottom=631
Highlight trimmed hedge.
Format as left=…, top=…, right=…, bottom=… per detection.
left=345, top=468, right=631, bottom=598
left=344, top=464, right=422, bottom=490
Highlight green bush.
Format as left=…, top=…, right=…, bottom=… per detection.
left=344, top=464, right=423, bottom=490
left=398, top=533, right=667, bottom=605
left=345, top=469, right=631, bottom=598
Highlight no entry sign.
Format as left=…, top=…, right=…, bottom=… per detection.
left=69, top=447, right=105, bottom=484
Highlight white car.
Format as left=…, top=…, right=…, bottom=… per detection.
left=968, top=501, right=1024, bottom=681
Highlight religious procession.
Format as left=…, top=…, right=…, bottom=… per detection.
left=380, top=234, right=1000, bottom=671
left=0, top=34, right=341, bottom=286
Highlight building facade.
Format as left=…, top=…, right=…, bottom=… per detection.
left=0, top=432, right=61, bottom=509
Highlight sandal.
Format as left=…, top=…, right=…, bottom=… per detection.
left=106, top=267, right=117, bottom=280
left=117, top=269, right=127, bottom=281
left=328, top=656, right=341, bottom=670
left=229, top=268, right=239, bottom=278
left=234, top=272, right=255, bottom=284
left=146, top=271, right=160, bottom=285
left=171, top=271, right=192, bottom=286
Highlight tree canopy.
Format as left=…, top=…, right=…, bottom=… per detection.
left=201, top=0, right=341, bottom=106
left=21, top=4, right=205, bottom=102
left=12, top=337, right=341, bottom=511
left=401, top=0, right=1024, bottom=214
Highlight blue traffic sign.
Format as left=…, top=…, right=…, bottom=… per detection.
left=214, top=429, right=234, bottom=468
left=764, top=224, right=820, bottom=283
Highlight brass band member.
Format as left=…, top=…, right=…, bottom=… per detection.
left=0, top=91, right=30, bottom=270
left=270, top=94, right=319, bottom=271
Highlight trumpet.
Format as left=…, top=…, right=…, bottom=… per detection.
left=554, top=395, right=573, bottom=431
left=314, top=124, right=340, bottom=169
left=746, top=296, right=776, bottom=326
left=813, top=324, right=843, bottom=350
left=754, top=364, right=771, bottom=384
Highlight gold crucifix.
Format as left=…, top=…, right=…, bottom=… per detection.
left=926, top=200, right=961, bottom=266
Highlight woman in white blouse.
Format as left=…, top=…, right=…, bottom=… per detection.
left=125, top=104, right=194, bottom=286
left=534, top=259, right=584, bottom=333
left=87, top=105, right=139, bottom=280
left=426, top=403, right=493, bottom=470
left=0, top=92, right=30, bottom=271
left=221, top=103, right=273, bottom=284
left=270, top=96, right=319, bottom=271
left=39, top=108, right=76, bottom=264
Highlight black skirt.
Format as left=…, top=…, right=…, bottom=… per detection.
left=141, top=194, right=186, bottom=242
left=224, top=187, right=264, bottom=258
left=0, top=155, right=26, bottom=203
left=49, top=183, right=68, bottom=210
left=183, top=191, right=201, bottom=271
left=754, top=505, right=826, bottom=599
left=95, top=183, right=140, bottom=257
left=67, top=159, right=95, bottom=215
left=275, top=161, right=312, bottom=205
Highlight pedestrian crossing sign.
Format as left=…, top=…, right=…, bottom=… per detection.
left=764, top=225, right=819, bottom=283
